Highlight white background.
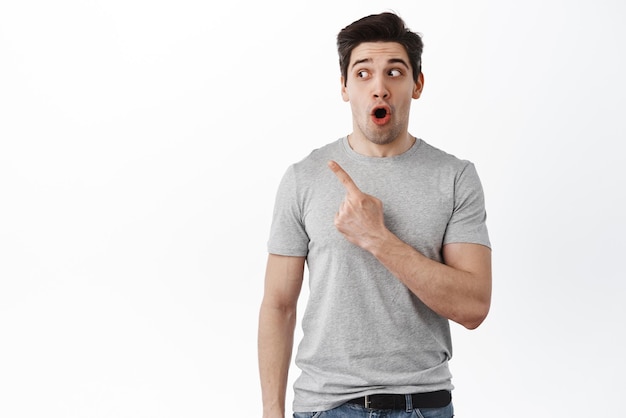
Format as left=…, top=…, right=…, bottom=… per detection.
left=1, top=1, right=624, bottom=417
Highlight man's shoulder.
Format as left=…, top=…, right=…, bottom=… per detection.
left=297, top=138, right=343, bottom=163
left=289, top=138, right=343, bottom=173
left=417, top=139, right=473, bottom=170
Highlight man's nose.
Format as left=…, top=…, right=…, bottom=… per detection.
left=372, top=76, right=389, bottom=99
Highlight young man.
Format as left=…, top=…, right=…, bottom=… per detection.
left=258, top=12, right=491, bottom=418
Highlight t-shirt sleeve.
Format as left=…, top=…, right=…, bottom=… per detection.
left=267, top=165, right=310, bottom=256
left=443, top=162, right=491, bottom=248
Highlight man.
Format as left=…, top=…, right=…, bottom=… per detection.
left=258, top=12, right=491, bottom=418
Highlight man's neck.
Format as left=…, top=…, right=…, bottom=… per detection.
left=347, top=133, right=416, bottom=158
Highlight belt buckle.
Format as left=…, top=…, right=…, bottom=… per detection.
left=364, top=395, right=371, bottom=408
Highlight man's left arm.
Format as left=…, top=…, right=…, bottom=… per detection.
left=370, top=236, right=491, bottom=329
left=328, top=160, right=492, bottom=329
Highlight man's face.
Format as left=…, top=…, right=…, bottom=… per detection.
left=341, top=42, right=424, bottom=146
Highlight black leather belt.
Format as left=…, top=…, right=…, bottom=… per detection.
left=346, top=390, right=451, bottom=410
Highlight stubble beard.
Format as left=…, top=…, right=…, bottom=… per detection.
left=364, top=120, right=404, bottom=146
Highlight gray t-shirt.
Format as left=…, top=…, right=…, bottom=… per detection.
left=268, top=137, right=490, bottom=412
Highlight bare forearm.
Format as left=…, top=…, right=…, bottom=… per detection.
left=368, top=230, right=491, bottom=329
left=258, top=303, right=297, bottom=418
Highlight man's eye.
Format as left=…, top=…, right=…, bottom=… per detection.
left=357, top=70, right=369, bottom=78
left=388, top=69, right=402, bottom=77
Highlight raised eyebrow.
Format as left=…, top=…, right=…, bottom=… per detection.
left=351, top=58, right=372, bottom=69
left=387, top=58, right=410, bottom=69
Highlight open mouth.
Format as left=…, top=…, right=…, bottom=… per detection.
left=371, top=106, right=391, bottom=125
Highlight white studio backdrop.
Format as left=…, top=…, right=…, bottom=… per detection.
left=1, top=1, right=624, bottom=417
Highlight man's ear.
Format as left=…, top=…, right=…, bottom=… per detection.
left=341, top=76, right=349, bottom=102
left=413, top=72, right=425, bottom=99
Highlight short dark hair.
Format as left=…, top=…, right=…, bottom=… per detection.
left=337, top=12, right=423, bottom=86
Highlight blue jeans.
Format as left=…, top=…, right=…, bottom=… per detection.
left=293, top=398, right=453, bottom=418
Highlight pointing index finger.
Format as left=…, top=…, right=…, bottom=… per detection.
left=328, top=160, right=361, bottom=194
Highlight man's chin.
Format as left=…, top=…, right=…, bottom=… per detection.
left=365, top=130, right=398, bottom=146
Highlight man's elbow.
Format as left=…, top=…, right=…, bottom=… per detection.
left=459, top=302, right=490, bottom=330
left=260, top=298, right=297, bottom=318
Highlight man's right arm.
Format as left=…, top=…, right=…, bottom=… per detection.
left=258, top=254, right=305, bottom=418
